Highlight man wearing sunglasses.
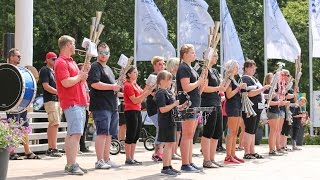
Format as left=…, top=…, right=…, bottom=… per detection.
left=39, top=52, right=63, bottom=157
left=87, top=42, right=121, bottom=169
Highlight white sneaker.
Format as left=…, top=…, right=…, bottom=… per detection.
left=95, top=159, right=111, bottom=169
left=105, top=160, right=120, bottom=168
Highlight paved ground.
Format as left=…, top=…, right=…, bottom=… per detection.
left=6, top=144, right=320, bottom=180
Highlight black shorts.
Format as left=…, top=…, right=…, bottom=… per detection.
left=226, top=108, right=242, bottom=117
left=242, top=109, right=261, bottom=134
left=281, top=120, right=292, bottom=136
left=158, top=126, right=176, bottom=142
left=202, top=107, right=223, bottom=139
left=119, top=112, right=126, bottom=126
left=176, top=122, right=182, bottom=131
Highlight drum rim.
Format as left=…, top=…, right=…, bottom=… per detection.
left=0, top=64, right=24, bottom=112
left=6, top=65, right=37, bottom=113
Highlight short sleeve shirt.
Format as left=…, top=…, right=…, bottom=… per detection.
left=201, top=68, right=221, bottom=107
left=241, top=75, right=262, bottom=109
left=146, top=72, right=158, bottom=116
left=123, top=81, right=143, bottom=111
left=87, top=62, right=118, bottom=111
left=226, top=80, right=241, bottom=110
left=39, top=66, right=57, bottom=103
left=155, top=89, right=176, bottom=128
left=264, top=89, right=280, bottom=113
left=54, top=55, right=88, bottom=110
left=176, top=62, right=200, bottom=108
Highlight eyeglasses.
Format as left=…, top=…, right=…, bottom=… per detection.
left=51, top=58, right=57, bottom=61
left=99, top=51, right=109, bottom=55
left=13, top=55, right=21, bottom=58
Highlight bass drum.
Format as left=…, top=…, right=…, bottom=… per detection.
left=0, top=63, right=37, bottom=113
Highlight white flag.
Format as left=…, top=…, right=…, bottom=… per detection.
left=310, top=0, right=320, bottom=58
left=221, top=0, right=244, bottom=69
left=136, top=0, right=176, bottom=61
left=178, top=0, right=214, bottom=58
left=266, top=0, right=301, bottom=62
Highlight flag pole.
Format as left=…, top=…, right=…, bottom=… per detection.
left=134, top=0, right=137, bottom=66
left=177, top=0, right=180, bottom=58
left=309, top=0, right=314, bottom=135
left=264, top=0, right=268, bottom=76
left=220, top=0, right=224, bottom=74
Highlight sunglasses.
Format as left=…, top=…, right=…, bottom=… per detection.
left=13, top=55, right=21, bottom=58
left=99, top=51, right=109, bottom=55
left=51, top=57, right=57, bottom=61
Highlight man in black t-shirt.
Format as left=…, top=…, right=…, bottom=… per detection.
left=39, top=52, right=62, bottom=157
left=146, top=56, right=166, bottom=161
left=87, top=42, right=121, bottom=169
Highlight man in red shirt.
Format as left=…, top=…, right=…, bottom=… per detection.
left=54, top=35, right=89, bottom=176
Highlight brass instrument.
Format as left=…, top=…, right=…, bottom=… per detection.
left=266, top=62, right=285, bottom=109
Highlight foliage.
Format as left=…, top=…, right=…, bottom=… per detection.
left=0, top=0, right=315, bottom=100
left=303, top=135, right=320, bottom=145
left=0, top=119, right=32, bottom=152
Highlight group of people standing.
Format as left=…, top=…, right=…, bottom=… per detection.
left=6, top=35, right=307, bottom=177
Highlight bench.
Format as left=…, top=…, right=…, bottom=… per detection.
left=0, top=112, right=91, bottom=153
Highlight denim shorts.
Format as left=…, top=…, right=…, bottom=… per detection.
left=279, top=110, right=285, bottom=119
left=267, top=112, right=279, bottom=119
left=64, top=105, right=86, bottom=135
left=93, top=110, right=119, bottom=137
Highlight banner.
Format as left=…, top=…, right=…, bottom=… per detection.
left=266, top=0, right=301, bottom=62
left=221, top=0, right=244, bottom=70
left=313, top=91, right=320, bottom=127
left=310, top=0, right=320, bottom=58
left=178, top=0, right=214, bottom=58
left=136, top=0, right=176, bottom=61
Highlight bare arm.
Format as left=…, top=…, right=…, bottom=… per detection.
left=42, top=82, right=57, bottom=94
left=159, top=100, right=179, bottom=113
left=226, top=86, right=239, bottom=99
left=91, top=82, right=121, bottom=91
left=180, top=77, right=202, bottom=93
left=129, top=90, right=151, bottom=104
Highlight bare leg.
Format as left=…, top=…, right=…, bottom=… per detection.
left=103, top=135, right=112, bottom=161
left=95, top=135, right=106, bottom=160
left=47, top=124, right=59, bottom=149
left=209, top=139, right=218, bottom=161
left=65, top=134, right=81, bottom=165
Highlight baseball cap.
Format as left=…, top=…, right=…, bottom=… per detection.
left=45, top=52, right=57, bottom=62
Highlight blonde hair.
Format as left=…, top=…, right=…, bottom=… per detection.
left=151, top=56, right=165, bottom=66
left=225, top=60, right=238, bottom=73
left=180, top=44, right=194, bottom=61
left=157, top=70, right=172, bottom=85
left=299, top=97, right=307, bottom=104
left=58, top=35, right=75, bottom=49
left=166, top=57, right=180, bottom=72
left=263, top=73, right=273, bottom=85
left=282, top=69, right=290, bottom=76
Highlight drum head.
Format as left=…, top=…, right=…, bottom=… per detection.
left=0, top=64, right=23, bottom=111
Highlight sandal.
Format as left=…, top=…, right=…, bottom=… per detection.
left=25, top=152, right=41, bottom=159
left=251, top=153, right=264, bottom=159
left=10, top=153, right=23, bottom=160
left=243, top=154, right=256, bottom=159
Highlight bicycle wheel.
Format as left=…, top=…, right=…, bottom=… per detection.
left=144, top=136, right=155, bottom=151
left=119, top=140, right=125, bottom=154
left=110, top=139, right=121, bottom=155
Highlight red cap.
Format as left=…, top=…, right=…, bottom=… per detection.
left=45, top=52, right=57, bottom=62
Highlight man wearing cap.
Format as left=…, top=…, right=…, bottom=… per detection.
left=39, top=52, right=62, bottom=157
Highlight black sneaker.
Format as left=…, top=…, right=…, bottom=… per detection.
left=161, top=168, right=177, bottom=177
left=269, top=150, right=283, bottom=156
left=133, top=159, right=142, bottom=165
left=50, top=149, right=63, bottom=157
left=46, top=149, right=53, bottom=156
left=79, top=148, right=93, bottom=153
left=125, top=160, right=136, bottom=165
